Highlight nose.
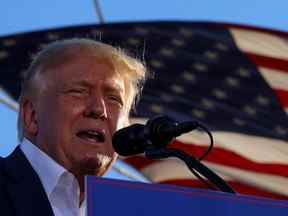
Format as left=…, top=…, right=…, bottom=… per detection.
left=84, top=93, right=107, bottom=120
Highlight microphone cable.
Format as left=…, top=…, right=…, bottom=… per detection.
left=179, top=121, right=217, bottom=191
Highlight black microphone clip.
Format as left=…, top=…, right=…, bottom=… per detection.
left=144, top=115, right=179, bottom=149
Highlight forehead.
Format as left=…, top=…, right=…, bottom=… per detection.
left=44, top=54, right=124, bottom=87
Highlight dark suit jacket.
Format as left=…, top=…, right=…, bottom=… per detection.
left=0, top=146, right=54, bottom=216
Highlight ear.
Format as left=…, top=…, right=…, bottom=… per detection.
left=21, top=98, right=38, bottom=137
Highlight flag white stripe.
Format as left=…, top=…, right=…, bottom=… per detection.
left=130, top=118, right=288, bottom=164
left=179, top=131, right=288, bottom=164
left=142, top=159, right=288, bottom=196
left=258, top=67, right=288, bottom=91
left=230, top=28, right=288, bottom=60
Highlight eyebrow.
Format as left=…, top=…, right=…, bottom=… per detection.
left=67, top=80, right=92, bottom=88
left=68, top=80, right=124, bottom=94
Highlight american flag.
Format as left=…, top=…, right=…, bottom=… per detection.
left=0, top=21, right=287, bottom=200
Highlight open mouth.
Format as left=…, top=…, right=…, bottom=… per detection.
left=76, top=130, right=105, bottom=143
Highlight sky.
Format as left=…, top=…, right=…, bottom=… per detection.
left=1, top=0, right=288, bottom=36
left=0, top=0, right=287, bottom=178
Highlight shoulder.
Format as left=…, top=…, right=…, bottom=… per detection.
left=0, top=156, right=5, bottom=175
left=0, top=156, right=8, bottom=196
left=0, top=149, right=22, bottom=183
left=0, top=157, right=15, bottom=215
left=0, top=156, right=7, bottom=184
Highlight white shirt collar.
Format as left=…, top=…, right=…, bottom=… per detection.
left=20, top=138, right=86, bottom=216
left=20, top=138, right=67, bottom=196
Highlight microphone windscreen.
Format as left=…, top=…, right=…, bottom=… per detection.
left=112, top=124, right=146, bottom=156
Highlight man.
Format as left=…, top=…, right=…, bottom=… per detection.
left=0, top=38, right=147, bottom=216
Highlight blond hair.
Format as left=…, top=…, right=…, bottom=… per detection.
left=18, top=38, right=148, bottom=141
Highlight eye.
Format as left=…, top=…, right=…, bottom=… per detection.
left=107, top=95, right=123, bottom=107
left=68, top=88, right=88, bottom=96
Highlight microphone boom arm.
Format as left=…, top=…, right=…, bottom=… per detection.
left=145, top=147, right=236, bottom=194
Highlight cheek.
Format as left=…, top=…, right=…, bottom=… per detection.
left=41, top=97, right=85, bottom=132
left=60, top=96, right=87, bottom=115
left=58, top=102, right=87, bottom=133
left=107, top=106, right=126, bottom=133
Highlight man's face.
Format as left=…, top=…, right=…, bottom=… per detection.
left=26, top=54, right=126, bottom=176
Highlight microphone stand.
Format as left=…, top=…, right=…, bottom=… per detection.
left=145, top=147, right=236, bottom=194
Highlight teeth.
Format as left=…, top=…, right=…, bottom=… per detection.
left=77, top=130, right=104, bottom=142
left=87, top=130, right=100, bottom=135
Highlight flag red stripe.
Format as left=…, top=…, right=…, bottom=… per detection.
left=275, top=89, right=288, bottom=107
left=171, top=141, right=288, bottom=176
left=245, top=52, right=288, bottom=73
left=160, top=179, right=288, bottom=200
left=124, top=140, right=288, bottom=177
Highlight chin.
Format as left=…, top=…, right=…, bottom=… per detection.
left=77, top=153, right=115, bottom=177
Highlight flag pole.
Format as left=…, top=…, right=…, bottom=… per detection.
left=93, top=0, right=105, bottom=24
left=0, top=98, right=18, bottom=112
left=0, top=88, right=18, bottom=112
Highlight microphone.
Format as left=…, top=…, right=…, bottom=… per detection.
left=112, top=116, right=199, bottom=156
left=112, top=116, right=236, bottom=194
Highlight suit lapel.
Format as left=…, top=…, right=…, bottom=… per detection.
left=4, top=146, right=54, bottom=216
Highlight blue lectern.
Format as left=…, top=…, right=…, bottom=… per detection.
left=86, top=176, right=288, bottom=216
